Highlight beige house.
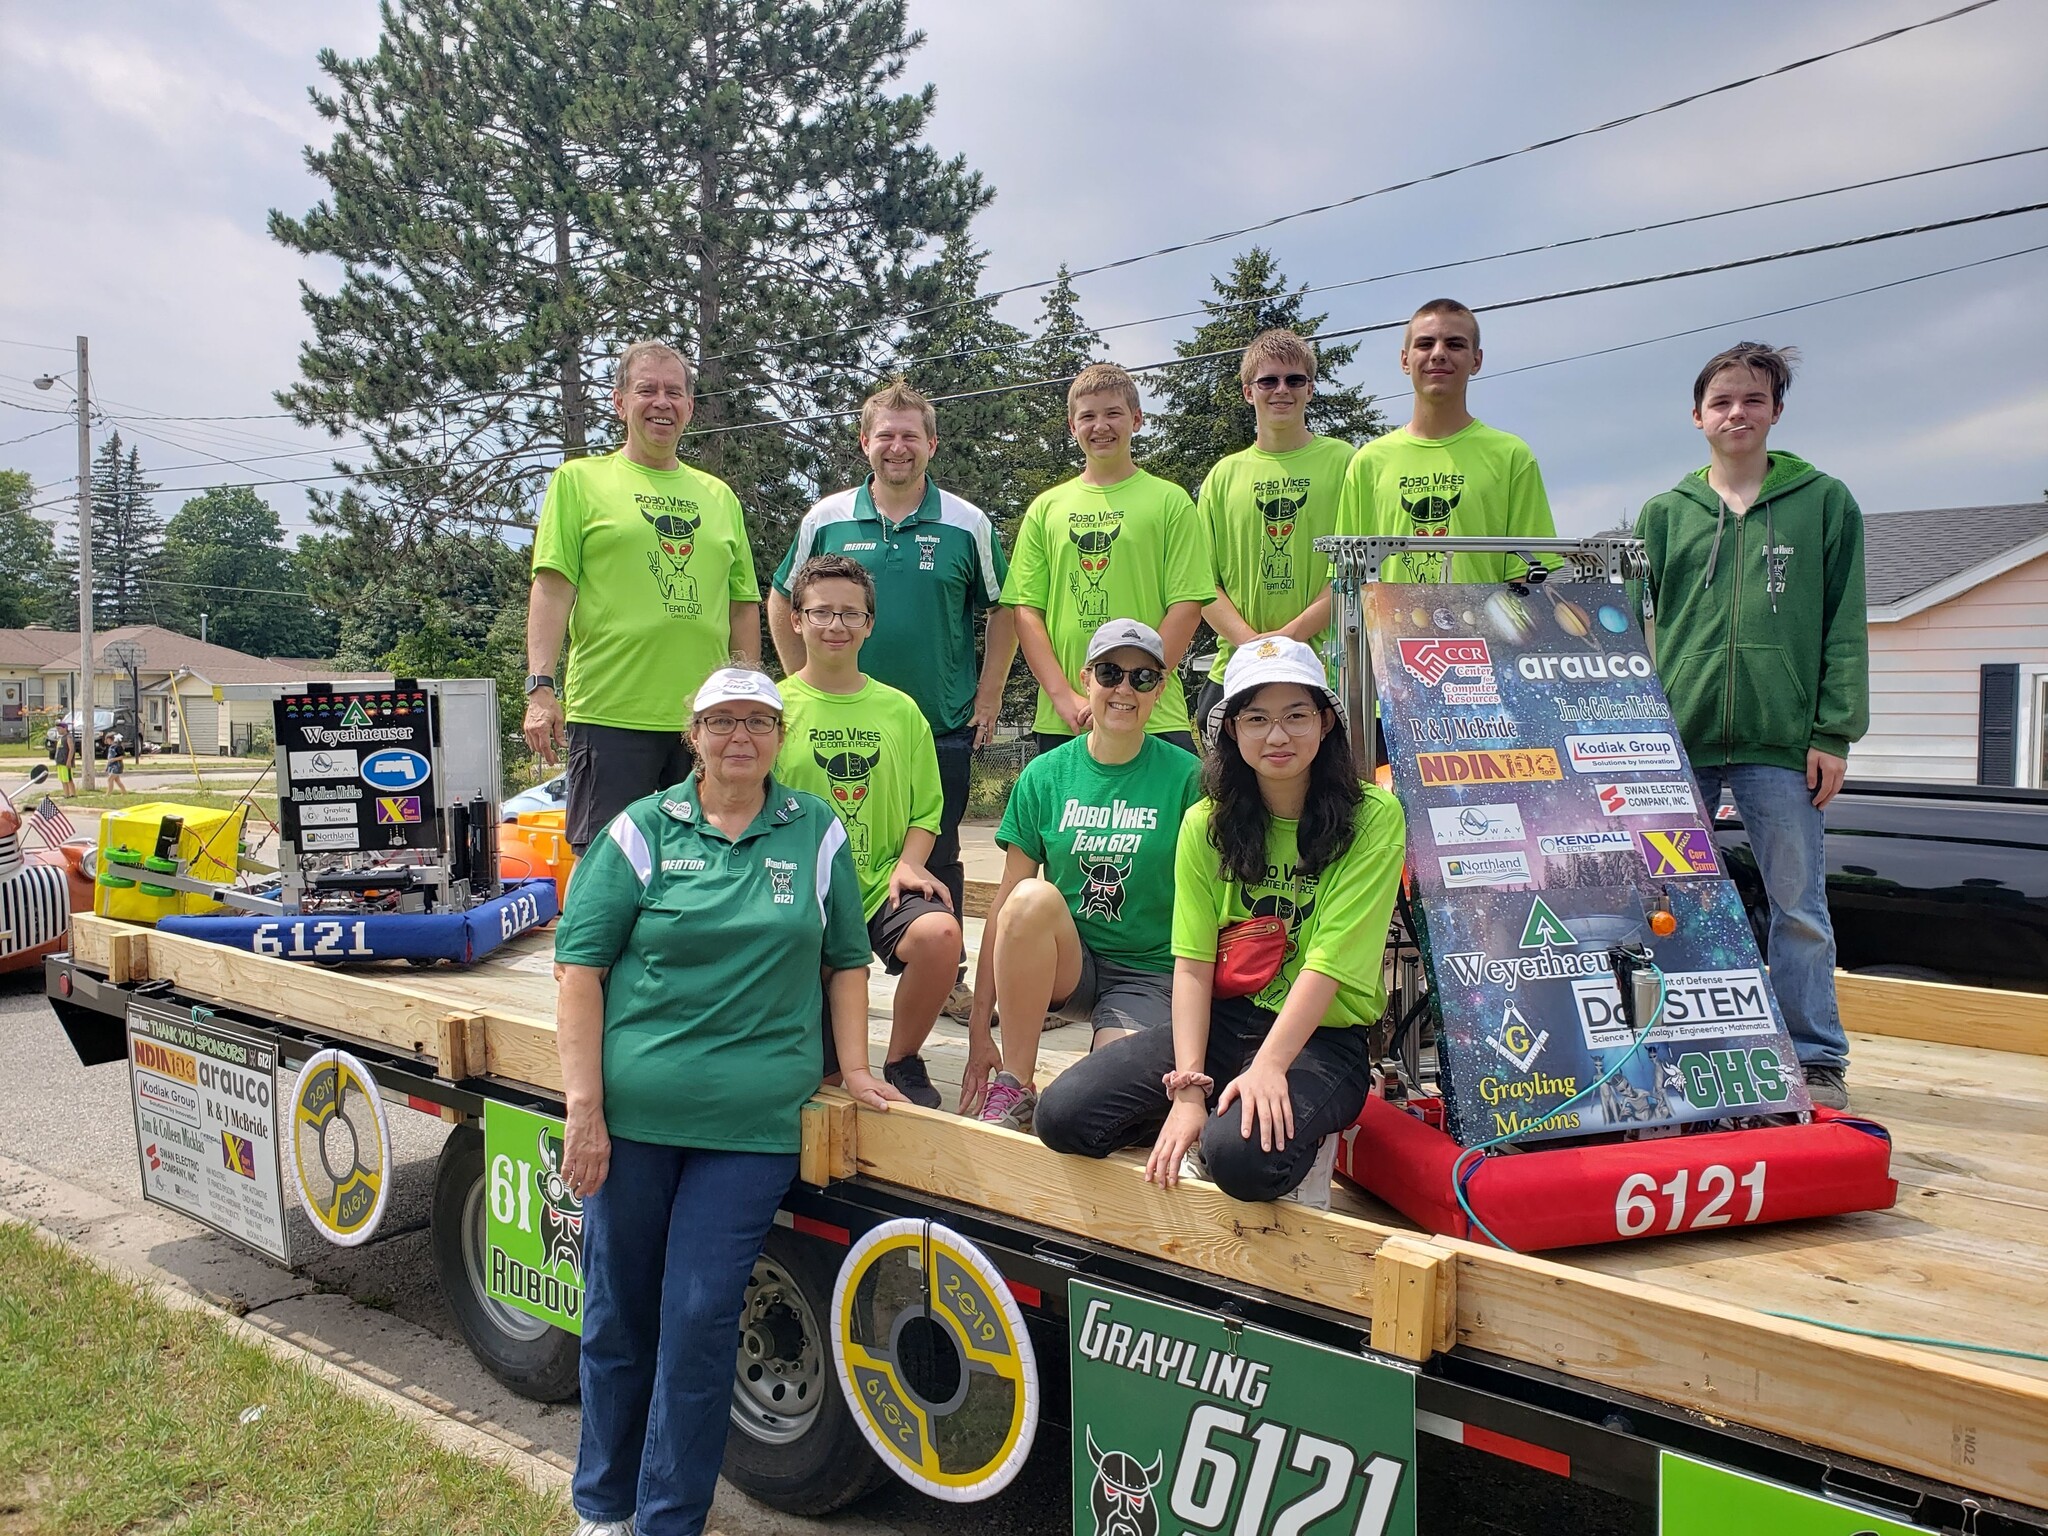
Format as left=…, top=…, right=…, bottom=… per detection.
left=0, top=625, right=381, bottom=754
left=1855, top=504, right=2048, bottom=788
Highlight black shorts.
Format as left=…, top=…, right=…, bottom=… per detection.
left=867, top=892, right=960, bottom=975
left=565, top=722, right=695, bottom=851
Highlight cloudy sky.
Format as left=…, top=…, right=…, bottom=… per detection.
left=2, top=0, right=2044, bottom=547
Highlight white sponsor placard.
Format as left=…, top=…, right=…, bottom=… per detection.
left=301, top=827, right=361, bottom=851
left=1564, top=733, right=1681, bottom=774
left=1536, top=830, right=1635, bottom=855
left=1437, top=851, right=1533, bottom=889
left=1572, top=967, right=1777, bottom=1050
left=288, top=748, right=359, bottom=779
left=1594, top=780, right=1697, bottom=817
left=1426, top=802, right=1526, bottom=847
left=296, top=802, right=357, bottom=828
left=127, top=1000, right=290, bottom=1262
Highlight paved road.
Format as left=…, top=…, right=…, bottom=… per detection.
left=0, top=966, right=1069, bottom=1536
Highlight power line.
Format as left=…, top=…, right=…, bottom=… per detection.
left=0, top=421, right=71, bottom=449
left=142, top=577, right=314, bottom=599
left=697, top=0, right=2010, bottom=365
left=0, top=338, right=75, bottom=354
left=687, top=145, right=2048, bottom=407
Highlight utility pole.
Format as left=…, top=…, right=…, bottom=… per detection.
left=74, top=335, right=95, bottom=793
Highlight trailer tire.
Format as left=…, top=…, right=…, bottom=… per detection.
left=723, top=1225, right=889, bottom=1515
left=430, top=1123, right=581, bottom=1402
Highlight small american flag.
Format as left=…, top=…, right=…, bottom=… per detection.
left=25, top=796, right=79, bottom=850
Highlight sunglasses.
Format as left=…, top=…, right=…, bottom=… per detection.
left=1091, top=661, right=1164, bottom=692
left=1252, top=373, right=1312, bottom=391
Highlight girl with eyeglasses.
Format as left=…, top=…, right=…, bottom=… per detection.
left=1036, top=635, right=1406, bottom=1207
left=960, top=620, right=1204, bottom=1131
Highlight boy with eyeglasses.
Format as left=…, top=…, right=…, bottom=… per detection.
left=1005, top=362, right=1214, bottom=754
left=1336, top=298, right=1556, bottom=583
left=773, top=554, right=957, bottom=1107
left=1195, top=329, right=1356, bottom=742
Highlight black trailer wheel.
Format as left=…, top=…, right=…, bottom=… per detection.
left=430, top=1123, right=581, bottom=1402
left=723, top=1225, right=889, bottom=1515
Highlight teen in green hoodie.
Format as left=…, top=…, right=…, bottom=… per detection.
left=1635, top=342, right=1868, bottom=1109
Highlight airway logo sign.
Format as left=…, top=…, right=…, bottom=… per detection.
left=361, top=750, right=431, bottom=791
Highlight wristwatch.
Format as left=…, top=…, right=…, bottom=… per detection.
left=523, top=673, right=556, bottom=696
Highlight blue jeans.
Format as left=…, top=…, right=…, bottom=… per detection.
left=574, top=1136, right=798, bottom=1535
left=1696, top=764, right=1847, bottom=1071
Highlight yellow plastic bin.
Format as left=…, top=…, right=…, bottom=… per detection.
left=95, top=801, right=249, bottom=924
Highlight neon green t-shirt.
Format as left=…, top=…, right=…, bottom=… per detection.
left=531, top=452, right=760, bottom=731
left=995, top=734, right=1204, bottom=972
left=1198, top=436, right=1353, bottom=681
left=1170, top=786, right=1406, bottom=1026
left=1335, top=422, right=1555, bottom=585
left=774, top=674, right=943, bottom=918
left=1002, top=470, right=1215, bottom=737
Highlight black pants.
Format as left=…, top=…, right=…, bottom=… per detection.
left=566, top=722, right=694, bottom=852
left=928, top=725, right=974, bottom=920
left=1035, top=996, right=1372, bottom=1202
left=1033, top=729, right=1197, bottom=757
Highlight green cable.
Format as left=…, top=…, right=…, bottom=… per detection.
left=1766, top=1312, right=2048, bottom=1365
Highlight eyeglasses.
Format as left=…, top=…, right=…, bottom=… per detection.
left=1091, top=661, right=1165, bottom=692
left=697, top=713, right=781, bottom=736
left=1231, top=707, right=1325, bottom=737
left=1251, top=373, right=1312, bottom=392
left=800, top=607, right=871, bottom=630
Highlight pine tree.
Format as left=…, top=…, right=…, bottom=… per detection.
left=1008, top=266, right=1104, bottom=512
left=160, top=486, right=334, bottom=657
left=272, top=0, right=991, bottom=576
left=0, top=470, right=68, bottom=628
left=1144, top=247, right=1384, bottom=495
left=69, top=434, right=164, bottom=628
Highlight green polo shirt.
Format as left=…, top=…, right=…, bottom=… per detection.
left=1002, top=469, right=1214, bottom=738
left=1198, top=436, right=1353, bottom=682
left=532, top=451, right=760, bottom=731
left=772, top=478, right=1008, bottom=735
left=552, top=775, right=869, bottom=1154
left=774, top=674, right=944, bottom=919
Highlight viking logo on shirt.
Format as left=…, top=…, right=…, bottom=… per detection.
left=1068, top=523, right=1122, bottom=624
left=764, top=856, right=797, bottom=905
left=640, top=496, right=703, bottom=616
left=1077, top=856, right=1130, bottom=922
left=1398, top=473, right=1463, bottom=581
left=1254, top=493, right=1301, bottom=589
left=813, top=747, right=881, bottom=859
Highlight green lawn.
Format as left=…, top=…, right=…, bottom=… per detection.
left=0, top=1222, right=571, bottom=1535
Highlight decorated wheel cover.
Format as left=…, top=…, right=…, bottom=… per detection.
left=289, top=1048, right=392, bottom=1246
left=830, top=1218, right=1038, bottom=1500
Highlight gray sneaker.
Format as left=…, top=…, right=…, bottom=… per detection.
left=978, top=1072, right=1038, bottom=1131
left=574, top=1520, right=636, bottom=1536
left=1803, top=1063, right=1849, bottom=1111
left=883, top=1053, right=941, bottom=1109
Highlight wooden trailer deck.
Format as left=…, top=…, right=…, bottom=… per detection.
left=67, top=911, right=2048, bottom=1509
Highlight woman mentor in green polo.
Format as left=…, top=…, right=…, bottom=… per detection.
left=552, top=667, right=902, bottom=1536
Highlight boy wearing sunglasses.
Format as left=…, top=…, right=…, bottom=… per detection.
left=961, top=621, right=1205, bottom=1131
left=1195, top=329, right=1355, bottom=742
left=774, top=554, right=958, bottom=1108
left=1335, top=298, right=1556, bottom=583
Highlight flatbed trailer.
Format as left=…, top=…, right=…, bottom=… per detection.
left=44, top=910, right=2048, bottom=1533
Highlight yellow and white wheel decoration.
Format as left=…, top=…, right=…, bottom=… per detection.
left=830, top=1218, right=1038, bottom=1501
left=289, top=1047, right=391, bottom=1246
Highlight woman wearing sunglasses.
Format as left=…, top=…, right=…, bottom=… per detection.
left=960, top=620, right=1204, bottom=1131
left=1036, top=635, right=1405, bottom=1206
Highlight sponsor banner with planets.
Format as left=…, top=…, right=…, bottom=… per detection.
left=1363, top=581, right=1806, bottom=1146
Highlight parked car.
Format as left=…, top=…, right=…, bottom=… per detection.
left=1712, top=779, right=2048, bottom=994
left=45, top=710, right=118, bottom=756
left=502, top=771, right=567, bottom=820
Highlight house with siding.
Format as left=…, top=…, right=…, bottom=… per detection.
left=1854, top=504, right=2048, bottom=788
left=0, top=625, right=382, bottom=753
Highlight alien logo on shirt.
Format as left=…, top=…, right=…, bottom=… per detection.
left=1068, top=524, right=1122, bottom=624
left=1399, top=490, right=1460, bottom=582
left=1076, top=857, right=1130, bottom=922
left=1255, top=493, right=1301, bottom=588
left=814, top=747, right=881, bottom=860
left=641, top=498, right=703, bottom=615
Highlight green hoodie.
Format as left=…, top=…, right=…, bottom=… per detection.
left=1635, top=451, right=1868, bottom=772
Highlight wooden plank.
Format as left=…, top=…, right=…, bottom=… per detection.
left=1370, top=1235, right=1453, bottom=1362
left=799, top=1099, right=858, bottom=1187
left=1837, top=971, right=2048, bottom=1056
left=106, top=930, right=141, bottom=986
left=1441, top=1235, right=2048, bottom=1509
left=964, top=879, right=996, bottom=920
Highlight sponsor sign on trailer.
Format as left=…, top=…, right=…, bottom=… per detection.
left=1068, top=1280, right=1416, bottom=1536
left=1659, top=1452, right=1940, bottom=1534
left=1426, top=803, right=1526, bottom=848
left=126, top=999, right=290, bottom=1261
left=482, top=1101, right=584, bottom=1334
left=274, top=688, right=439, bottom=853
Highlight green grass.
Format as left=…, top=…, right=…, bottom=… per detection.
left=966, top=760, right=1019, bottom=821
left=0, top=1223, right=571, bottom=1535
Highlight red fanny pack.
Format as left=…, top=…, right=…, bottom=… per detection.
left=1213, top=915, right=1287, bottom=999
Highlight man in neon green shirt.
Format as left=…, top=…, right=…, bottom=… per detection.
left=1336, top=299, right=1556, bottom=584
left=1196, top=328, right=1354, bottom=740
left=1004, top=362, right=1215, bottom=753
left=774, top=554, right=956, bottom=1109
left=525, top=340, right=761, bottom=850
